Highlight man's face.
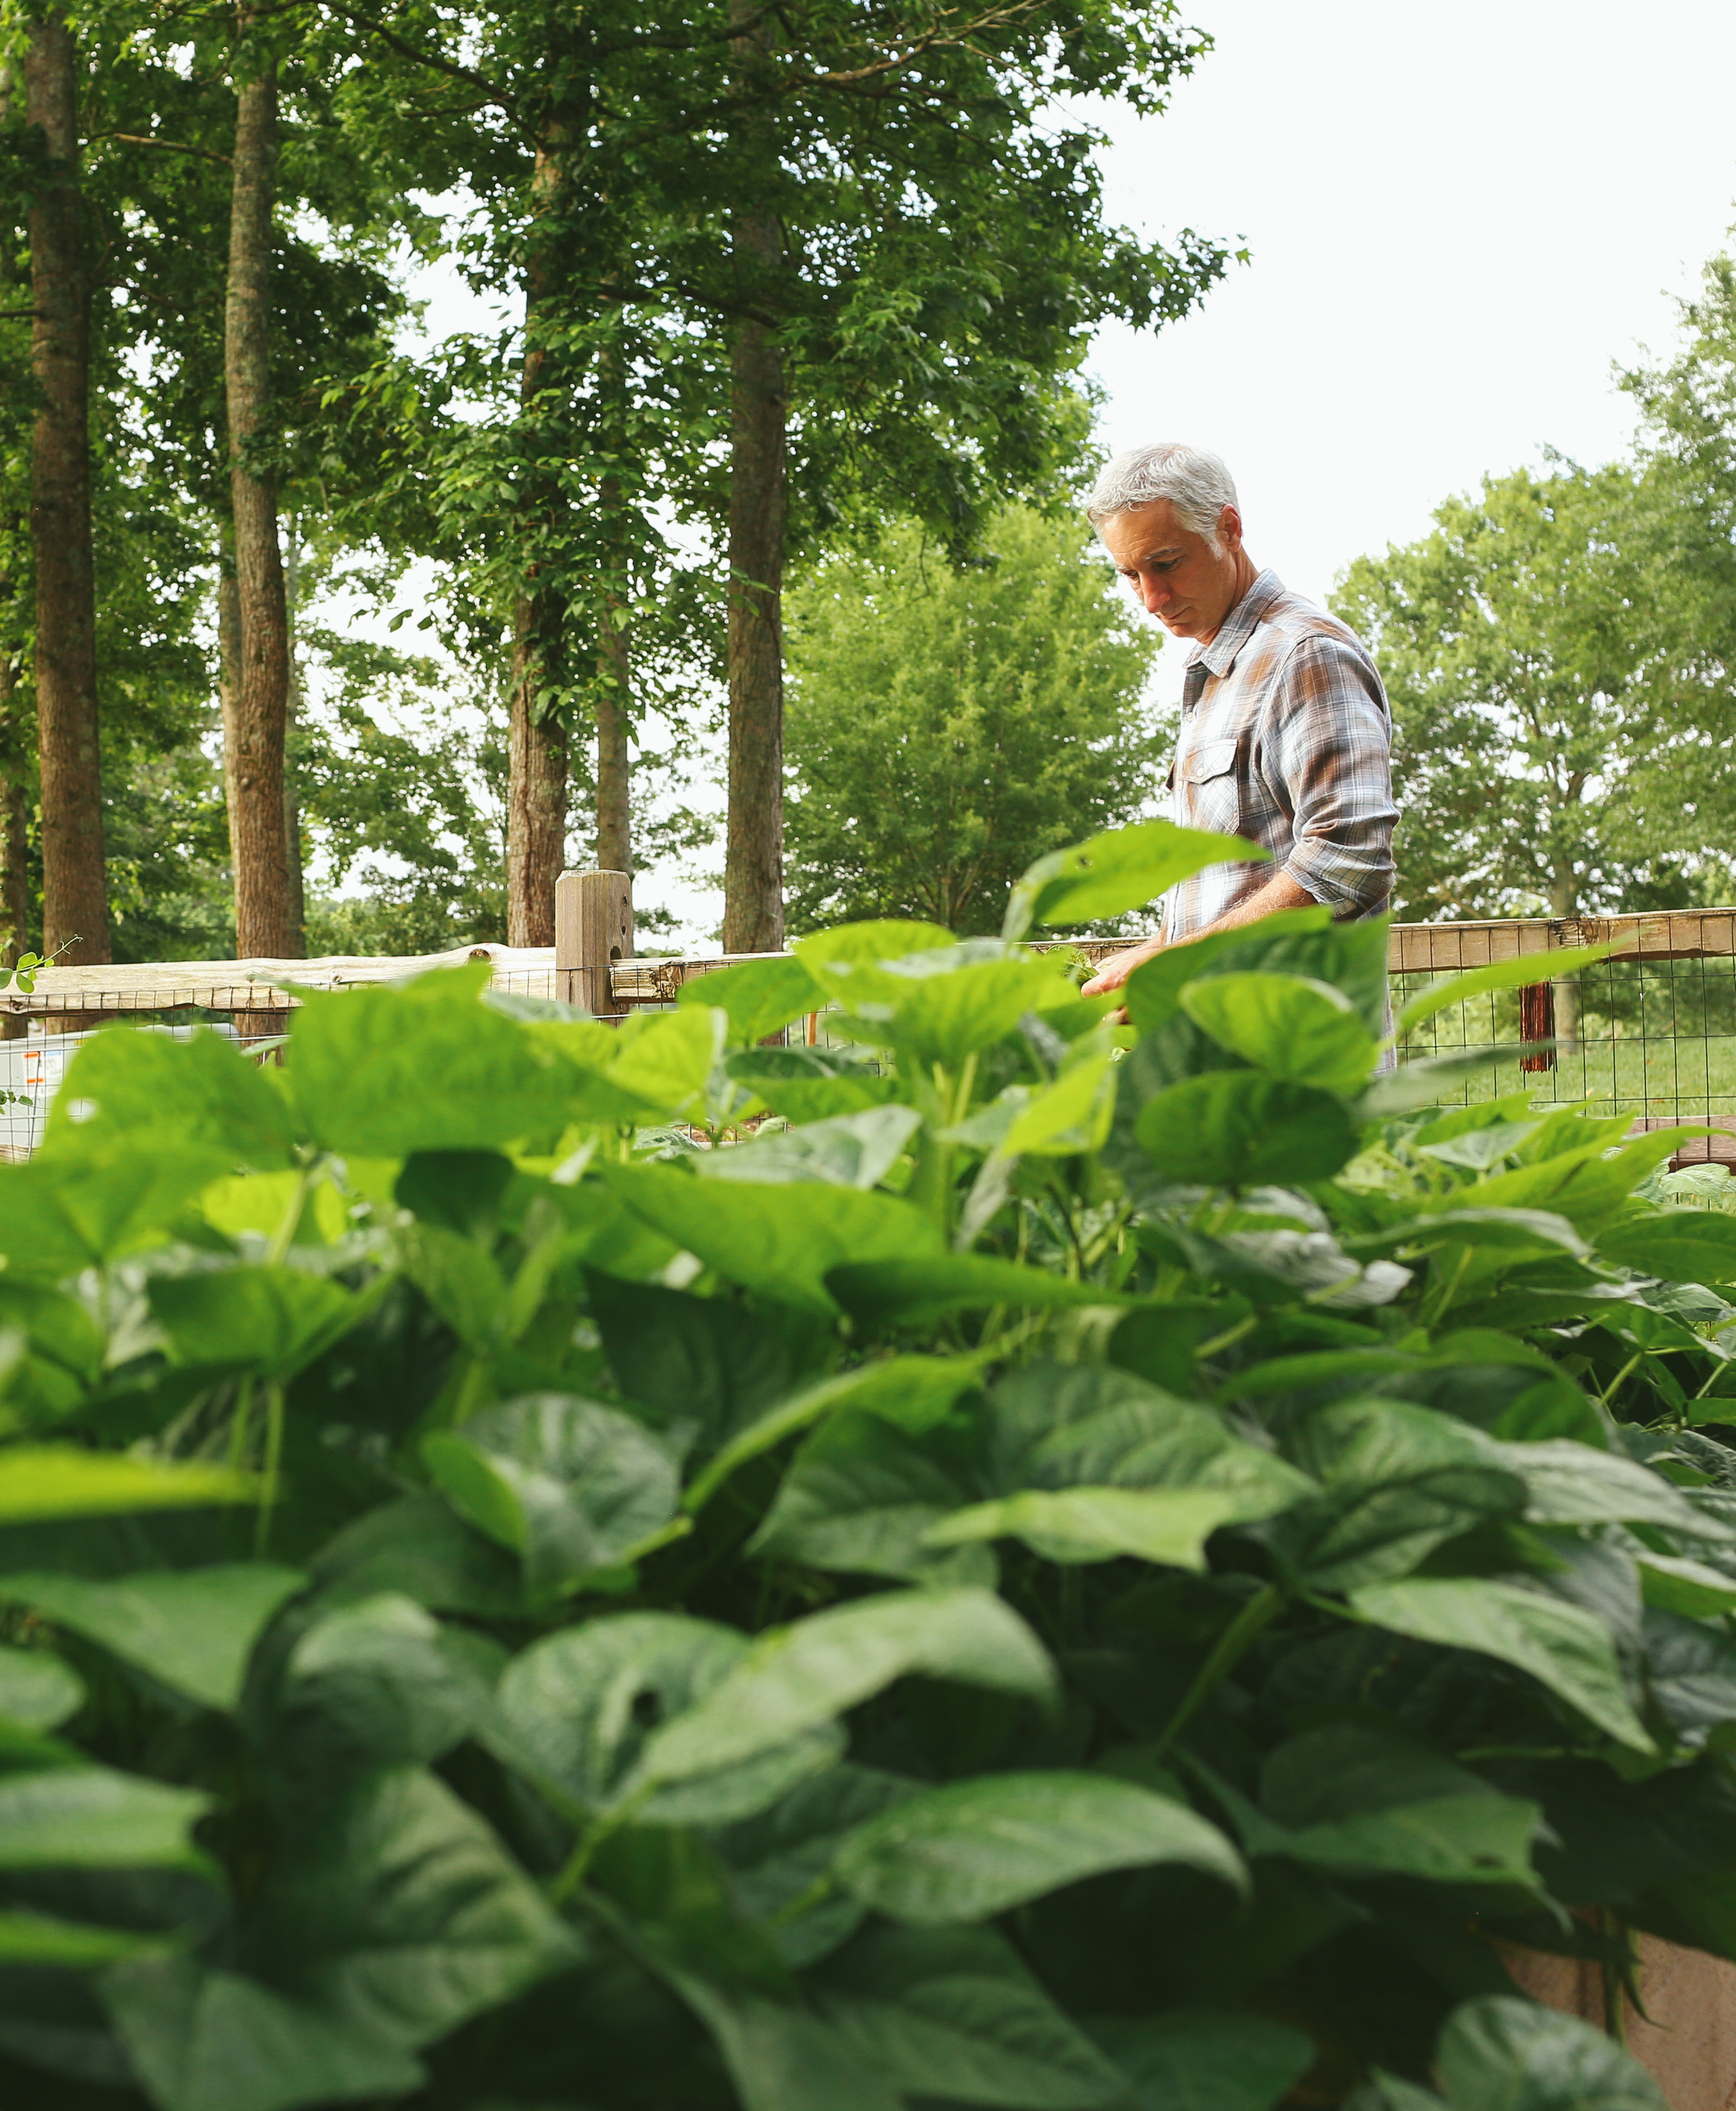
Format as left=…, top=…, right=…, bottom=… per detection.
left=1099, top=499, right=1245, bottom=642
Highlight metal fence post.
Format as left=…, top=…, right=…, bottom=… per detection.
left=555, top=869, right=633, bottom=1015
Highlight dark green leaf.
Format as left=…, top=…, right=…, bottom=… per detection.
left=1087, top=2010, right=1314, bottom=2111
left=827, top=1253, right=1133, bottom=1327
left=149, top=1267, right=366, bottom=1380
left=1004, top=819, right=1265, bottom=943
left=0, top=1644, right=85, bottom=1730
left=834, top=1770, right=1245, bottom=1922
left=1435, top=1993, right=1666, bottom=2111
left=0, top=1767, right=209, bottom=1869
left=1136, top=1075, right=1361, bottom=1188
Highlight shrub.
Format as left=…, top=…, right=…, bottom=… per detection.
left=0, top=820, right=1729, bottom=2111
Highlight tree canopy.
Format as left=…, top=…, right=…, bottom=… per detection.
left=783, top=506, right=1163, bottom=933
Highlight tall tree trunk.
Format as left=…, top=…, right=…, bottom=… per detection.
left=722, top=220, right=787, bottom=953
left=595, top=621, right=631, bottom=873
left=224, top=30, right=291, bottom=962
left=722, top=0, right=786, bottom=955
left=25, top=10, right=107, bottom=966
left=282, top=515, right=305, bottom=955
left=0, top=638, right=29, bottom=1046
left=506, top=139, right=569, bottom=948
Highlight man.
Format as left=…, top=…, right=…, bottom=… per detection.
left=1079, top=443, right=1397, bottom=998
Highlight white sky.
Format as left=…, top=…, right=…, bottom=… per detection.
left=385, top=0, right=1736, bottom=945
left=1086, top=0, right=1736, bottom=614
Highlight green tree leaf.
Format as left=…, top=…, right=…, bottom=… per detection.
left=1348, top=1578, right=1654, bottom=1751
left=834, top=1770, right=1245, bottom=1923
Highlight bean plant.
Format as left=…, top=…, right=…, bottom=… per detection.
left=2, top=820, right=1735, bottom=2111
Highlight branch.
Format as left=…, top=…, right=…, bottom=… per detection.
left=91, top=131, right=233, bottom=167
left=321, top=3, right=516, bottom=112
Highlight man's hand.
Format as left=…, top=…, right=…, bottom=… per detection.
left=1080, top=936, right=1164, bottom=998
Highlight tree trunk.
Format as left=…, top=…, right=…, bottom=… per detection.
left=224, top=32, right=291, bottom=964
left=506, top=140, right=570, bottom=948
left=596, top=601, right=632, bottom=875
left=0, top=640, right=29, bottom=1046
left=722, top=214, right=787, bottom=953
left=26, top=10, right=107, bottom=967
left=282, top=515, right=305, bottom=955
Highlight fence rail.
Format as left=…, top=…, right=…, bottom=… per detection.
left=10, top=882, right=1736, bottom=1160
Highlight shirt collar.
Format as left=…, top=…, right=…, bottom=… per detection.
left=1185, top=568, right=1286, bottom=682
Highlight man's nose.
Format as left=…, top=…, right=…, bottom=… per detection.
left=1140, top=573, right=1171, bottom=614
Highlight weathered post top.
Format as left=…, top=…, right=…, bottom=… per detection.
left=555, top=869, right=633, bottom=1016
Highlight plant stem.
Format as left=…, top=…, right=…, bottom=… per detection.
left=266, top=1157, right=319, bottom=1263
left=1153, top=1583, right=1282, bottom=1760
left=1601, top=1352, right=1644, bottom=1410
left=255, top=1380, right=284, bottom=1556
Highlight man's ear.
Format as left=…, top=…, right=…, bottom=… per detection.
left=1217, top=504, right=1244, bottom=552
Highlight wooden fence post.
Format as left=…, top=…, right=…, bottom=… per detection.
left=555, top=869, right=633, bottom=1015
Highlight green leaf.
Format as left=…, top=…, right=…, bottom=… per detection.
left=276, top=1593, right=499, bottom=1778
left=255, top=1767, right=580, bottom=2050
left=0, top=1643, right=84, bottom=1729
left=607, top=1005, right=726, bottom=1117
left=1004, top=818, right=1267, bottom=942
left=670, top=1974, right=905, bottom=2111
left=43, top=1025, right=297, bottom=1169
left=308, top=1494, right=525, bottom=1619
left=685, top=1357, right=987, bottom=1511
left=997, top=1053, right=1116, bottom=1158
left=1179, top=974, right=1378, bottom=1095
left=1136, top=1074, right=1361, bottom=1187
left=0, top=1565, right=304, bottom=1711
left=0, top=1766, right=209, bottom=1869
left=149, top=1266, right=366, bottom=1380
left=1276, top=1793, right=1543, bottom=1887
left=639, top=1588, right=1054, bottom=1787
left=1347, top=1578, right=1654, bottom=1751
left=750, top=1412, right=995, bottom=1586
left=587, top=1272, right=790, bottom=1450
left=1500, top=1440, right=1714, bottom=1535
left=834, top=1770, right=1245, bottom=1924
left=0, top=1145, right=236, bottom=1279
left=1638, top=1609, right=1736, bottom=1747
left=422, top=1394, right=682, bottom=1601
left=926, top=1486, right=1246, bottom=1568
left=678, top=955, right=825, bottom=1046
left=289, top=965, right=580, bottom=1154
left=601, top=1162, right=941, bottom=1314
left=712, top=1765, right=923, bottom=1968
left=1263, top=1399, right=1527, bottom=1592
left=1086, top=2010, right=1313, bottom=2111
left=1120, top=908, right=1335, bottom=1033
left=1396, top=943, right=1616, bottom=1040
left=495, top=1613, right=842, bottom=1828
left=1435, top=1993, right=1666, bottom=2111
left=0, top=1908, right=152, bottom=1966
left=0, top=1448, right=255, bottom=1522
left=816, top=1923, right=1126, bottom=2110
left=104, top=1955, right=423, bottom=2111
left=827, top=1253, right=1134, bottom=1327
left=805, top=942, right=1079, bottom=1068
left=1597, top=1212, right=1736, bottom=1286
left=725, top=1048, right=903, bottom=1125
left=701, top=1106, right=921, bottom=1189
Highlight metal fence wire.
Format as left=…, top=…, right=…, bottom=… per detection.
left=8, top=912, right=1736, bottom=1167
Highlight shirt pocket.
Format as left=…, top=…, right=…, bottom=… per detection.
left=1183, top=736, right=1242, bottom=833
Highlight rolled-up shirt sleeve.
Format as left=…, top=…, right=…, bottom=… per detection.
left=1265, top=635, right=1397, bottom=917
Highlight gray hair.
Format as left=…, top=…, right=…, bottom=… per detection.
left=1085, top=444, right=1240, bottom=541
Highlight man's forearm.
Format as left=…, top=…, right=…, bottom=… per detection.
left=1176, top=867, right=1317, bottom=944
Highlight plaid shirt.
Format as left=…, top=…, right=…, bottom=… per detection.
left=1162, top=569, right=1397, bottom=941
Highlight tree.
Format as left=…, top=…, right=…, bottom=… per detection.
left=24, top=5, right=106, bottom=965
left=224, top=7, right=294, bottom=959
left=782, top=505, right=1162, bottom=932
